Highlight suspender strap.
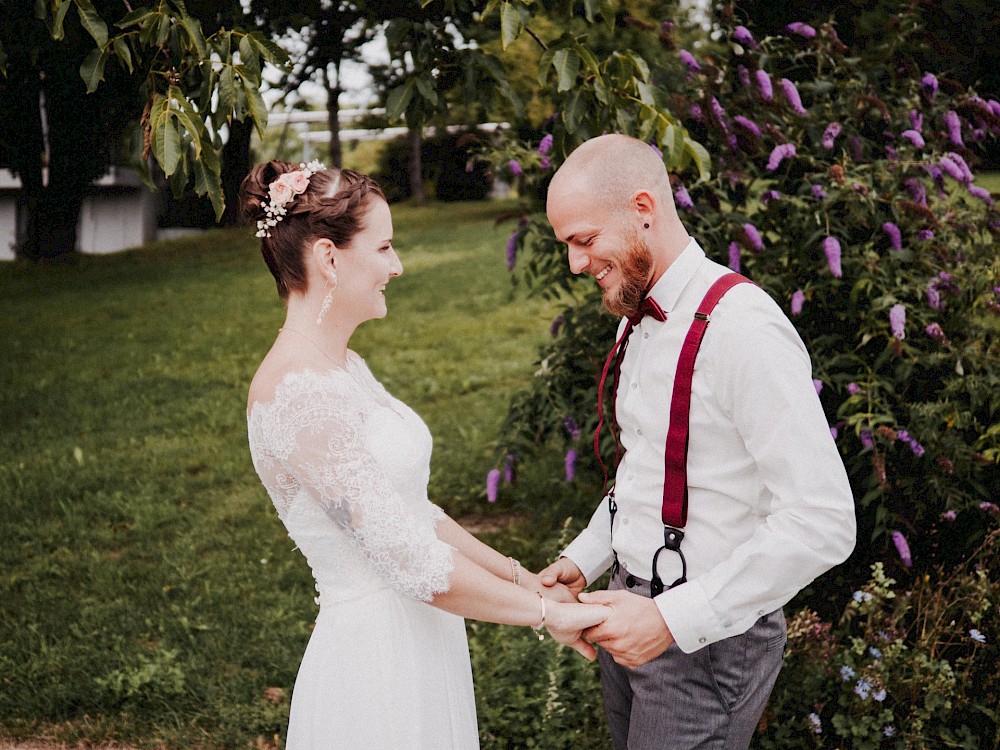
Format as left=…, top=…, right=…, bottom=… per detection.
left=661, top=272, right=752, bottom=528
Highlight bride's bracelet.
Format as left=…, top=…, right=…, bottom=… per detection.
left=508, top=557, right=522, bottom=586
left=531, top=591, right=545, bottom=641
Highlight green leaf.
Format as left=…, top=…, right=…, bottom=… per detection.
left=111, top=36, right=133, bottom=73
left=152, top=111, right=182, bottom=176
left=48, top=0, right=72, bottom=40
left=552, top=49, right=580, bottom=92
left=386, top=80, right=415, bottom=122
left=116, top=7, right=153, bottom=29
left=414, top=75, right=438, bottom=106
left=238, top=34, right=260, bottom=79
left=79, top=47, right=106, bottom=93
left=218, top=66, right=236, bottom=120
left=563, top=88, right=584, bottom=133
left=684, top=137, right=712, bottom=182
left=582, top=0, right=598, bottom=22
left=73, top=0, right=108, bottom=47
left=636, top=80, right=654, bottom=106
left=537, top=49, right=554, bottom=87
left=500, top=1, right=523, bottom=50
left=241, top=78, right=268, bottom=137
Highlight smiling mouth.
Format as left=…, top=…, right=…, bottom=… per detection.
left=594, top=264, right=612, bottom=281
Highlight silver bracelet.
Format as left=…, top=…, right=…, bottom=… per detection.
left=509, top=557, right=522, bottom=586
left=531, top=591, right=545, bottom=641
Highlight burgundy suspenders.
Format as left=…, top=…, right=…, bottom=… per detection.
left=604, top=272, right=753, bottom=595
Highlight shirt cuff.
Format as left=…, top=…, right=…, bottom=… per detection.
left=655, top=578, right=723, bottom=653
left=561, top=528, right=614, bottom=587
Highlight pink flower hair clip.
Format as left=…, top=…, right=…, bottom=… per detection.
left=256, top=160, right=325, bottom=238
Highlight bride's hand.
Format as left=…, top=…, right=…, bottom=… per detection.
left=544, top=601, right=612, bottom=660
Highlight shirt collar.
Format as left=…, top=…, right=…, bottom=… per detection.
left=645, top=237, right=705, bottom=313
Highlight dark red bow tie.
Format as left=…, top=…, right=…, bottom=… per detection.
left=627, top=297, right=667, bottom=326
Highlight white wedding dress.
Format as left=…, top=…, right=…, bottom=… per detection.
left=247, top=352, right=479, bottom=749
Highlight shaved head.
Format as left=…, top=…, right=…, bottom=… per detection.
left=548, top=134, right=673, bottom=212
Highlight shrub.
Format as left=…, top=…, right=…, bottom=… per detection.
left=373, top=129, right=493, bottom=202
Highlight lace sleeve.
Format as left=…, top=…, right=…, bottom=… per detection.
left=266, top=374, right=454, bottom=601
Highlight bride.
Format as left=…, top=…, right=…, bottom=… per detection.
left=242, top=160, right=608, bottom=749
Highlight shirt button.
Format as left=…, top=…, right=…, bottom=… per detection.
left=631, top=383, right=638, bottom=390
left=758, top=609, right=765, bottom=616
left=636, top=428, right=642, bottom=436
left=627, top=474, right=633, bottom=480
left=698, top=636, right=707, bottom=644
left=643, top=332, right=649, bottom=339
left=623, top=518, right=630, bottom=525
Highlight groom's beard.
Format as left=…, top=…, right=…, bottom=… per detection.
left=603, top=230, right=654, bottom=319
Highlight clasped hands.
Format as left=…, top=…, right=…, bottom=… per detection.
left=535, top=558, right=675, bottom=668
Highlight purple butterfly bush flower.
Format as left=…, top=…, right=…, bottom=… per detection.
left=791, top=289, right=805, bottom=316
left=989, top=99, right=1000, bottom=117
left=755, top=70, right=773, bottom=101
left=734, top=115, right=762, bottom=138
left=921, top=72, right=938, bottom=97
left=926, top=282, right=942, bottom=310
left=780, top=78, right=807, bottom=115
left=728, top=242, right=741, bottom=272
left=822, top=122, right=842, bottom=149
left=943, top=110, right=963, bottom=146
left=918, top=229, right=935, bottom=241
left=812, top=184, right=827, bottom=199
left=743, top=223, right=764, bottom=251
left=823, top=236, right=843, bottom=278
left=733, top=25, right=757, bottom=48
left=540, top=155, right=551, bottom=169
left=860, top=429, right=874, bottom=449
left=848, top=136, right=863, bottom=161
left=942, top=510, right=957, bottom=521
left=486, top=468, right=501, bottom=502
left=885, top=145, right=899, bottom=161
left=503, top=454, right=516, bottom=484
left=946, top=151, right=974, bottom=183
left=508, top=159, right=523, bottom=176
left=537, top=134, right=553, bottom=155
left=761, top=189, right=781, bottom=206
left=889, top=303, right=906, bottom=339
left=968, top=185, right=994, bottom=206
left=847, top=382, right=860, bottom=394
left=905, top=178, right=927, bottom=206
left=675, top=185, right=694, bottom=209
left=891, top=530, right=912, bottom=567
left=766, top=143, right=796, bottom=171
left=813, top=379, right=823, bottom=394
left=901, top=129, right=925, bottom=148
left=689, top=103, right=704, bottom=121
left=710, top=97, right=729, bottom=128
left=737, top=64, right=751, bottom=88
left=882, top=222, right=902, bottom=250
left=785, top=22, right=817, bottom=38
left=908, top=109, right=923, bottom=132
left=564, top=449, right=577, bottom=482
left=679, top=49, right=701, bottom=72
left=550, top=314, right=564, bottom=337
left=648, top=143, right=663, bottom=157
left=830, top=426, right=839, bottom=439
left=505, top=231, right=518, bottom=270
left=564, top=417, right=581, bottom=440
left=939, top=155, right=968, bottom=183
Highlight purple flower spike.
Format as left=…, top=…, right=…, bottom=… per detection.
left=891, top=530, right=912, bottom=567
left=823, top=236, right=843, bottom=278
left=486, top=468, right=501, bottom=502
left=921, top=72, right=938, bottom=96
left=889, top=303, right=906, bottom=339
left=944, top=110, right=963, bottom=146
left=969, top=185, right=995, bottom=206
left=945, top=152, right=974, bottom=183
left=537, top=134, right=553, bottom=155
left=503, top=454, right=516, bottom=484
left=848, top=136, right=863, bottom=161
left=780, top=78, right=807, bottom=115
left=860, top=429, right=873, bottom=449
left=508, top=159, right=523, bottom=176
left=939, top=155, right=968, bottom=184
left=728, top=242, right=741, bottom=272
left=901, top=129, right=925, bottom=148
left=813, top=379, right=823, bottom=394
left=918, top=229, right=935, bottom=241
left=689, top=103, right=704, bottom=121
left=822, top=122, right=842, bottom=149
left=791, top=289, right=805, bottom=316
left=830, top=426, right=839, bottom=439
left=811, top=184, right=827, bottom=199
left=942, top=510, right=957, bottom=521
left=926, top=282, right=942, bottom=310
left=675, top=185, right=694, bottom=209
left=734, top=115, right=762, bottom=138
left=785, top=22, right=817, bottom=38
left=743, top=223, right=764, bottom=251
left=564, top=417, right=581, bottom=440
left=737, top=64, right=751, bottom=88
left=505, top=231, right=518, bottom=270
left=550, top=314, right=564, bottom=337
left=733, top=25, right=757, bottom=48
left=564, top=449, right=578, bottom=482
left=755, top=70, right=773, bottom=101
left=761, top=189, right=781, bottom=206
left=679, top=49, right=701, bottom=72
left=905, top=178, right=927, bottom=206
left=766, top=143, right=796, bottom=171
left=908, top=109, right=923, bottom=132
left=847, top=382, right=860, bottom=394
left=882, top=222, right=902, bottom=250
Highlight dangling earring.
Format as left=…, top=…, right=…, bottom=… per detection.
left=315, top=274, right=337, bottom=325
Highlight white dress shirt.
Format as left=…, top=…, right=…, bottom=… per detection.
left=562, top=238, right=856, bottom=653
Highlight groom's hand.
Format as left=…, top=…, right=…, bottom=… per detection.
left=519, top=570, right=579, bottom=603
left=538, top=557, right=587, bottom=597
left=578, top=589, right=675, bottom=668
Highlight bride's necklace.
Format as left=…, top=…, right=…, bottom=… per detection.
left=279, top=326, right=348, bottom=369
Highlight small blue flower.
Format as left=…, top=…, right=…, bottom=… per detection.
left=807, top=712, right=822, bottom=734
left=855, top=678, right=872, bottom=700
left=869, top=646, right=883, bottom=659
left=884, top=726, right=897, bottom=737
left=872, top=688, right=887, bottom=702
left=840, top=665, right=855, bottom=681
left=970, top=628, right=986, bottom=643
left=852, top=590, right=872, bottom=603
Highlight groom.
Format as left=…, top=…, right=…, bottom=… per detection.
left=539, top=134, right=856, bottom=749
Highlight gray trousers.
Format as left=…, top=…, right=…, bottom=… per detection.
left=597, top=566, right=786, bottom=750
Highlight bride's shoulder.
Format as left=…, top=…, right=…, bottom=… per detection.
left=248, top=352, right=365, bottom=418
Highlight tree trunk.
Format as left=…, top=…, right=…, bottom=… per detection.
left=408, top=127, right=425, bottom=204
left=326, top=75, right=343, bottom=169
left=221, top=118, right=253, bottom=226
left=3, top=63, right=46, bottom=261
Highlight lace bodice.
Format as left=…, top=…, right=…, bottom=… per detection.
left=247, top=353, right=454, bottom=603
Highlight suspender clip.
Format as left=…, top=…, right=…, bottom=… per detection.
left=693, top=311, right=711, bottom=322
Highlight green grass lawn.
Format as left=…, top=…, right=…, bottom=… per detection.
left=0, top=201, right=608, bottom=748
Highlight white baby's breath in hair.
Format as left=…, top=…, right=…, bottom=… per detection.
left=256, top=160, right=325, bottom=238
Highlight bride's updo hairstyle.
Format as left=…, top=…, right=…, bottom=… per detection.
left=239, top=160, right=386, bottom=299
